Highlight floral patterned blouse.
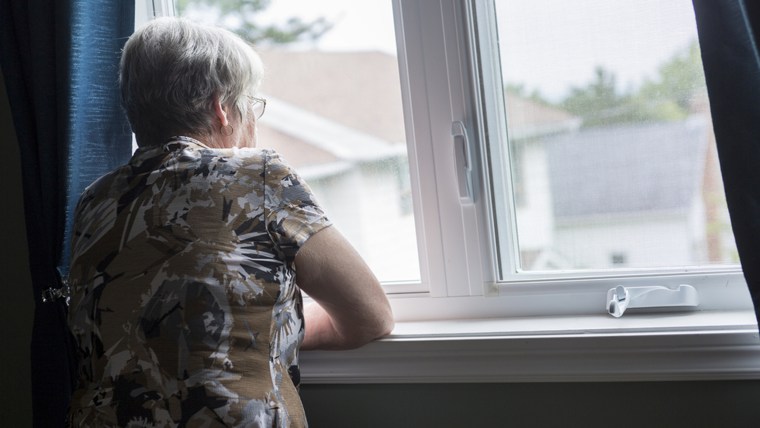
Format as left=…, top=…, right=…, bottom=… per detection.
left=66, top=137, right=331, bottom=427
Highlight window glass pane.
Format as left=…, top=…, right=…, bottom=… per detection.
left=177, top=0, right=420, bottom=282
left=493, top=0, right=738, bottom=272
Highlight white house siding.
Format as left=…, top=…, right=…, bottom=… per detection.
left=553, top=213, right=697, bottom=269
left=359, top=162, right=420, bottom=282
left=687, top=193, right=709, bottom=263
left=514, top=141, right=555, bottom=251
left=308, top=169, right=365, bottom=250
left=307, top=159, right=420, bottom=282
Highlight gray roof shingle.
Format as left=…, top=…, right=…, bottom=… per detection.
left=544, top=117, right=709, bottom=219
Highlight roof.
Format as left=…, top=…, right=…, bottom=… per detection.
left=256, top=124, right=339, bottom=168
left=257, top=50, right=406, bottom=145
left=261, top=95, right=405, bottom=163
left=254, top=50, right=581, bottom=176
left=545, top=117, right=709, bottom=219
left=505, top=95, right=581, bottom=139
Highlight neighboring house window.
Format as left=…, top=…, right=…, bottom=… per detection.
left=611, top=252, right=627, bottom=266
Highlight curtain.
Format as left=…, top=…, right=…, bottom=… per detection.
left=0, top=1, right=134, bottom=426
left=692, top=0, right=760, bottom=328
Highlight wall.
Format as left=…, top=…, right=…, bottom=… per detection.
left=515, top=139, right=556, bottom=250
left=300, top=381, right=758, bottom=428
left=555, top=214, right=694, bottom=268
left=309, top=162, right=419, bottom=283
left=2, top=69, right=760, bottom=428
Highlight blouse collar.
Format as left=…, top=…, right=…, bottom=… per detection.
left=130, top=136, right=212, bottom=166
left=164, top=135, right=211, bottom=150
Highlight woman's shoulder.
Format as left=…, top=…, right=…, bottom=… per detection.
left=82, top=164, right=130, bottom=199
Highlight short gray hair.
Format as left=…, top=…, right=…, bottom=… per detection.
left=120, top=17, right=264, bottom=146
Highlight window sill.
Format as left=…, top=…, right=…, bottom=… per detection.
left=299, top=310, right=760, bottom=384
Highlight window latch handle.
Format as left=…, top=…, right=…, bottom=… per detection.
left=452, top=121, right=475, bottom=204
left=607, top=284, right=699, bottom=318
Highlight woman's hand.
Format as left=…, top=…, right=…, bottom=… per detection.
left=295, top=226, right=394, bottom=350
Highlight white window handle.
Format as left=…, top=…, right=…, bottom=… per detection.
left=607, top=285, right=699, bottom=318
left=452, top=121, right=475, bottom=204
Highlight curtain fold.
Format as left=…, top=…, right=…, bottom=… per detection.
left=0, top=1, right=134, bottom=426
left=693, top=0, right=760, bottom=328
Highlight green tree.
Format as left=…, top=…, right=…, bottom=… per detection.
left=560, top=66, right=640, bottom=127
left=639, top=40, right=706, bottom=111
left=551, top=41, right=707, bottom=128
left=505, top=83, right=553, bottom=106
left=176, top=0, right=332, bottom=45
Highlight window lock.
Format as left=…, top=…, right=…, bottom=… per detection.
left=607, top=284, right=699, bottom=317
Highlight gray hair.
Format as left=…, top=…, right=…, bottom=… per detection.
left=120, top=17, right=264, bottom=146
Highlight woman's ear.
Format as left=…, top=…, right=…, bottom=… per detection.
left=213, top=96, right=229, bottom=127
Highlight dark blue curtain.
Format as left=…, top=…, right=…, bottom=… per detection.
left=693, top=0, right=760, bottom=328
left=0, top=1, right=134, bottom=426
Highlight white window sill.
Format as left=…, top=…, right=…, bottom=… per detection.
left=299, top=310, right=760, bottom=384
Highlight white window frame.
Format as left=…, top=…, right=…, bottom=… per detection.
left=145, top=0, right=760, bottom=383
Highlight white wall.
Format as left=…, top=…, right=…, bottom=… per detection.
left=309, top=159, right=420, bottom=283
left=514, top=141, right=555, bottom=251
left=554, top=213, right=695, bottom=269
left=358, top=163, right=419, bottom=282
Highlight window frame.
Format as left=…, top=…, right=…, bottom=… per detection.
left=146, top=0, right=760, bottom=383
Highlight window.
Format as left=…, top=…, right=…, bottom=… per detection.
left=141, top=0, right=755, bottom=315
left=610, top=252, right=627, bottom=266
left=385, top=0, right=752, bottom=318
left=139, top=0, right=760, bottom=383
left=175, top=0, right=422, bottom=286
left=152, top=0, right=755, bottom=315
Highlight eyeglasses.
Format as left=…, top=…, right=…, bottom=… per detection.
left=249, top=96, right=266, bottom=120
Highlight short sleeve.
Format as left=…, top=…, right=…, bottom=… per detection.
left=264, top=150, right=332, bottom=261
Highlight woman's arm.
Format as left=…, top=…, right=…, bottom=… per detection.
left=295, top=226, right=394, bottom=350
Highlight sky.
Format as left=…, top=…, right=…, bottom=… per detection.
left=495, top=0, right=700, bottom=101
left=184, top=0, right=700, bottom=102
left=252, top=0, right=398, bottom=54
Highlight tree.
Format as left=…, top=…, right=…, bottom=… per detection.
left=505, top=83, right=553, bottom=106
left=544, top=41, right=707, bottom=128
left=559, top=66, right=635, bottom=127
left=638, top=40, right=706, bottom=111
left=175, top=0, right=332, bottom=45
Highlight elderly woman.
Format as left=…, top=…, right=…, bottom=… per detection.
left=66, top=17, right=393, bottom=427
